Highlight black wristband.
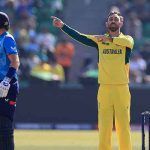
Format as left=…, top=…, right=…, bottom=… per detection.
left=6, top=67, right=16, bottom=78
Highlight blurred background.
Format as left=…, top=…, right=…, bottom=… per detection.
left=1, top=0, right=149, bottom=127
left=1, top=0, right=150, bottom=149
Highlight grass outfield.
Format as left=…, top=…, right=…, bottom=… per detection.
left=15, top=130, right=148, bottom=150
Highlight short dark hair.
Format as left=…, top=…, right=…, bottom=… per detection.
left=108, top=11, right=121, bottom=18
left=107, top=11, right=123, bottom=22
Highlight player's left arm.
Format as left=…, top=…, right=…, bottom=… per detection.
left=0, top=36, right=20, bottom=98
left=7, top=54, right=20, bottom=70
left=112, top=35, right=134, bottom=49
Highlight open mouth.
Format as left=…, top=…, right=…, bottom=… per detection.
left=110, top=24, right=117, bottom=28
left=111, top=23, right=116, bottom=26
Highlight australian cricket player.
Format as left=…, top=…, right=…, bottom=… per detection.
left=0, top=12, right=20, bottom=150
left=51, top=11, right=134, bottom=150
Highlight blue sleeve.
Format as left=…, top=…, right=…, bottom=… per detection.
left=3, top=36, right=18, bottom=54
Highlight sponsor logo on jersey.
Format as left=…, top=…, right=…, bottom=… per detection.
left=11, top=46, right=17, bottom=51
left=103, top=49, right=122, bottom=54
left=102, top=42, right=110, bottom=45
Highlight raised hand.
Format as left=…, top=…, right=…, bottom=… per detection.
left=51, top=16, right=64, bottom=28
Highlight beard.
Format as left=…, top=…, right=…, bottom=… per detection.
left=108, top=23, right=119, bottom=32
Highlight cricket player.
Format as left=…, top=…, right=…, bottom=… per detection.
left=51, top=11, right=134, bottom=150
left=0, top=12, right=20, bottom=150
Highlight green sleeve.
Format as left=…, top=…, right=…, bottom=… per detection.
left=61, top=24, right=98, bottom=49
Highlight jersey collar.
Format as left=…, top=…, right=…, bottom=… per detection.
left=0, top=31, right=7, bottom=38
left=105, top=32, right=123, bottom=37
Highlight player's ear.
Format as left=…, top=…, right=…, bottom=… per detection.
left=119, top=16, right=124, bottom=28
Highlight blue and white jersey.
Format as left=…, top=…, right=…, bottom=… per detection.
left=0, top=32, right=18, bottom=80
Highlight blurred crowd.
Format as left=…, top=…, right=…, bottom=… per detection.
left=112, top=0, right=150, bottom=84
left=0, top=0, right=76, bottom=86
left=79, top=0, right=150, bottom=85
left=1, top=0, right=150, bottom=86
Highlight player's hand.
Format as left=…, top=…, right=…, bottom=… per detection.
left=0, top=77, right=11, bottom=98
left=51, top=16, right=64, bottom=28
left=95, top=35, right=112, bottom=42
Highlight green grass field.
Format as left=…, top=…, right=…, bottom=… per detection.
left=15, top=130, right=148, bottom=150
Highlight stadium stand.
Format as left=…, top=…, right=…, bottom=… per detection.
left=1, top=0, right=150, bottom=86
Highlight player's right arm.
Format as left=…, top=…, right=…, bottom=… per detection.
left=51, top=16, right=98, bottom=49
left=0, top=35, right=20, bottom=98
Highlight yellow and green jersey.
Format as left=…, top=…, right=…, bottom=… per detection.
left=61, top=24, right=134, bottom=84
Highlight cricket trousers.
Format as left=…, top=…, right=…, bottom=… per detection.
left=0, top=78, right=19, bottom=150
left=97, top=84, right=132, bottom=150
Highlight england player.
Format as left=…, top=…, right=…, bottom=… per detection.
left=51, top=11, right=134, bottom=150
left=0, top=12, right=20, bottom=150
